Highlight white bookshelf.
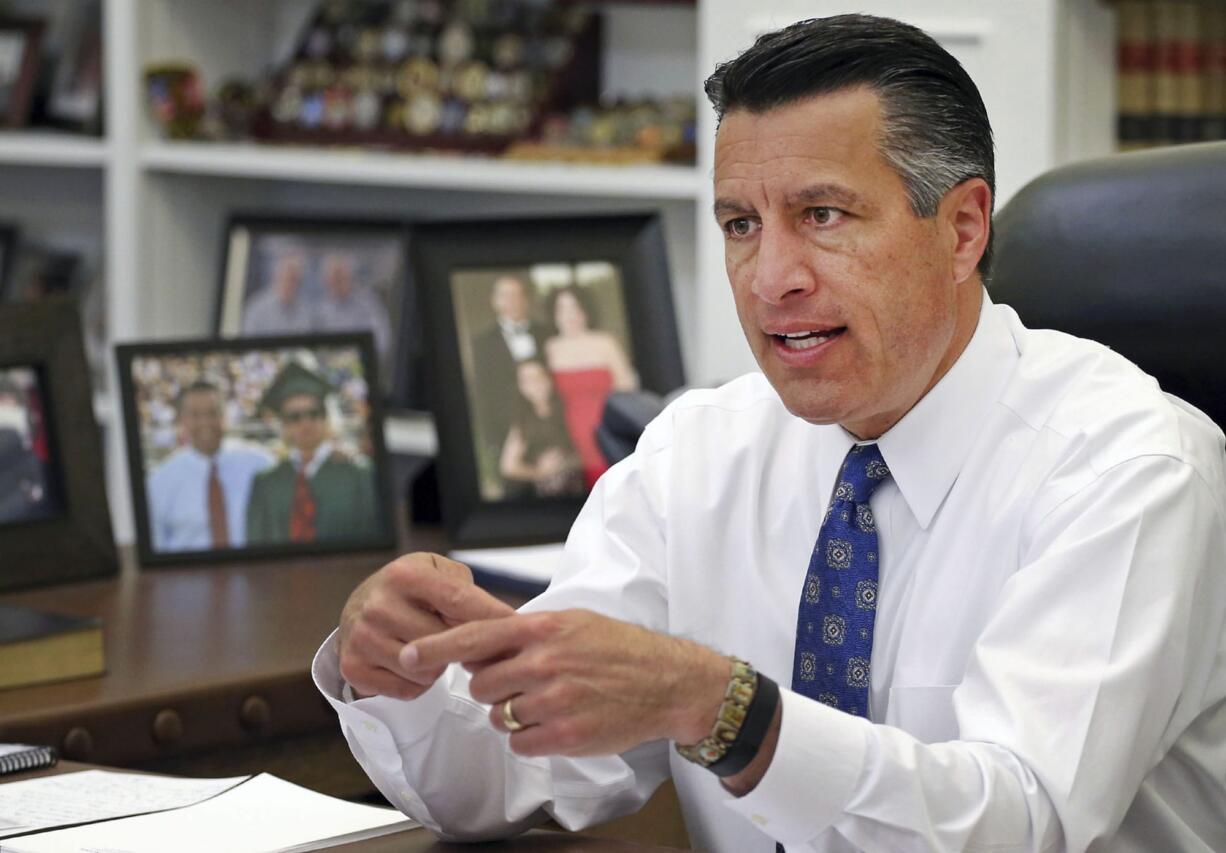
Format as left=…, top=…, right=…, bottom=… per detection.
left=0, top=132, right=110, bottom=168
left=0, top=0, right=1117, bottom=544
left=139, top=142, right=707, bottom=200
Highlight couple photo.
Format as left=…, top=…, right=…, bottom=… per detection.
left=453, top=264, right=639, bottom=502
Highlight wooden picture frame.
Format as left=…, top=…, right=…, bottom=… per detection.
left=215, top=215, right=420, bottom=408
left=414, top=213, right=685, bottom=547
left=117, top=333, right=397, bottom=567
left=0, top=19, right=44, bottom=129
left=0, top=301, right=118, bottom=591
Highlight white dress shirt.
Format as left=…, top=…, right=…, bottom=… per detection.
left=147, top=442, right=273, bottom=552
left=500, top=319, right=539, bottom=362
left=313, top=294, right=1226, bottom=852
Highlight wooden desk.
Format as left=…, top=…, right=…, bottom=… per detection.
left=0, top=544, right=690, bottom=848
left=3, top=762, right=687, bottom=852
left=0, top=539, right=525, bottom=796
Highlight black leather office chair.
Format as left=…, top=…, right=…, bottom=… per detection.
left=990, top=141, right=1226, bottom=428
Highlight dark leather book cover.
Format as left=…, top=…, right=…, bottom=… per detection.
left=0, top=603, right=104, bottom=690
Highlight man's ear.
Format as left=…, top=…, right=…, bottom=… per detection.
left=942, top=178, right=992, bottom=284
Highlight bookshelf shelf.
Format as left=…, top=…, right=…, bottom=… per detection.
left=138, top=142, right=706, bottom=201
left=0, top=133, right=108, bottom=169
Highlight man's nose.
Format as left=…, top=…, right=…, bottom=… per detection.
left=750, top=224, right=819, bottom=305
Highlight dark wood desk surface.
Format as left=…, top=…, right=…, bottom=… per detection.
left=0, top=539, right=524, bottom=786
left=2, top=762, right=686, bottom=852
left=0, top=543, right=691, bottom=849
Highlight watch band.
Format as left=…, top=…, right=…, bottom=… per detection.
left=675, top=658, right=780, bottom=778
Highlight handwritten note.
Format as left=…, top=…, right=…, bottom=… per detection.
left=0, top=770, right=248, bottom=838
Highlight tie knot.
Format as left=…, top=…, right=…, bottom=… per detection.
left=832, top=444, right=891, bottom=504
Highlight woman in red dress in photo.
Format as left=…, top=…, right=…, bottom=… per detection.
left=543, top=285, right=638, bottom=490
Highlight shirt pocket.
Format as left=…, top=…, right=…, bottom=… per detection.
left=886, top=684, right=960, bottom=744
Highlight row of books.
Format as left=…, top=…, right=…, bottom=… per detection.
left=1116, top=0, right=1226, bottom=150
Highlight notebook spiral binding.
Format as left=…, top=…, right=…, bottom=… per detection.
left=0, top=745, right=58, bottom=776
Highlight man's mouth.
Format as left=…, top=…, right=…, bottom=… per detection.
left=771, top=327, right=846, bottom=351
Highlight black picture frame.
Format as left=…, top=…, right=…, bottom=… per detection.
left=45, top=0, right=103, bottom=134
left=415, top=213, right=685, bottom=547
left=0, top=223, right=16, bottom=296
left=116, top=332, right=397, bottom=567
left=0, top=301, right=118, bottom=591
left=215, top=214, right=420, bottom=408
left=0, top=18, right=44, bottom=129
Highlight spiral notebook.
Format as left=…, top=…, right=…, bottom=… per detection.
left=0, top=745, right=57, bottom=777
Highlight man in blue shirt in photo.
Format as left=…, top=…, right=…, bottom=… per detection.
left=146, top=380, right=272, bottom=553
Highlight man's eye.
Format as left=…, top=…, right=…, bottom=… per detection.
left=724, top=218, right=755, bottom=237
left=809, top=207, right=844, bottom=226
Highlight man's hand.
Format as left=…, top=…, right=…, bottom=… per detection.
left=401, top=609, right=732, bottom=757
left=337, top=552, right=516, bottom=700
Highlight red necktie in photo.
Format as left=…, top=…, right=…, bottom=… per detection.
left=289, top=469, right=317, bottom=542
left=207, top=462, right=230, bottom=548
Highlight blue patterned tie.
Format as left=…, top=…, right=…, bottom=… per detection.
left=776, top=445, right=889, bottom=852
left=791, top=443, right=891, bottom=717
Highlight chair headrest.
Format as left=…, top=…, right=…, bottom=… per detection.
left=990, top=141, right=1226, bottom=427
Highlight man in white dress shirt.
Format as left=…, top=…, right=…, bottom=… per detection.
left=313, top=250, right=392, bottom=361
left=146, top=381, right=272, bottom=552
left=313, top=14, right=1226, bottom=852
left=241, top=249, right=313, bottom=337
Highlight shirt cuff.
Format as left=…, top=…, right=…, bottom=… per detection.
left=722, top=688, right=870, bottom=846
left=311, top=628, right=453, bottom=751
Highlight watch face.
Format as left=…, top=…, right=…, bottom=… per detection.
left=404, top=92, right=442, bottom=134
left=323, top=86, right=352, bottom=129
left=492, top=33, right=524, bottom=70
left=305, top=26, right=333, bottom=60
left=484, top=69, right=510, bottom=101
left=463, top=102, right=493, bottom=135
left=300, top=91, right=325, bottom=128
left=439, top=96, right=468, bottom=134
left=438, top=21, right=475, bottom=66
left=355, top=27, right=381, bottom=63
left=353, top=90, right=383, bottom=130
left=454, top=61, right=489, bottom=103
left=382, top=26, right=410, bottom=63
left=397, top=57, right=439, bottom=97
left=272, top=86, right=304, bottom=124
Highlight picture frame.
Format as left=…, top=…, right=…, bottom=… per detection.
left=0, top=301, right=118, bottom=591
left=415, top=213, right=685, bottom=547
left=0, top=19, right=44, bottom=129
left=46, top=0, right=103, bottom=134
left=0, top=223, right=16, bottom=295
left=215, top=215, right=420, bottom=408
left=117, top=332, right=397, bottom=567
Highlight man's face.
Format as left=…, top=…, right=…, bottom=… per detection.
left=275, top=256, right=304, bottom=305
left=180, top=390, right=224, bottom=456
left=324, top=254, right=355, bottom=301
left=713, top=87, right=984, bottom=438
left=491, top=277, right=530, bottom=323
left=279, top=392, right=326, bottom=455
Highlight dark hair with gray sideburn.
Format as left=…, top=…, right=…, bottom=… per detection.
left=705, top=14, right=996, bottom=275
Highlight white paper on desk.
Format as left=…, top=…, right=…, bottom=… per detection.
left=449, top=542, right=565, bottom=586
left=2, top=773, right=416, bottom=853
left=0, top=770, right=248, bottom=839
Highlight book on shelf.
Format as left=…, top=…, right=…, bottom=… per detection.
left=0, top=603, right=104, bottom=691
left=1115, top=0, right=1226, bottom=150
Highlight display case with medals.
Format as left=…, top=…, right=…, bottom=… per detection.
left=253, top=0, right=602, bottom=154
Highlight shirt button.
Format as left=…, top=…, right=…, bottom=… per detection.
left=362, top=720, right=378, bottom=733
left=400, top=789, right=412, bottom=800
left=752, top=814, right=769, bottom=826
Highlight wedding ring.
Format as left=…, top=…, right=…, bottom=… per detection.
left=501, top=697, right=525, bottom=732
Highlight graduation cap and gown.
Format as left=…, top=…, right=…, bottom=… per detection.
left=244, top=362, right=381, bottom=546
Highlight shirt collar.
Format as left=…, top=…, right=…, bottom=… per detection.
left=874, top=289, right=1019, bottom=529
left=499, top=318, right=530, bottom=336
left=185, top=445, right=219, bottom=465
left=291, top=440, right=334, bottom=479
